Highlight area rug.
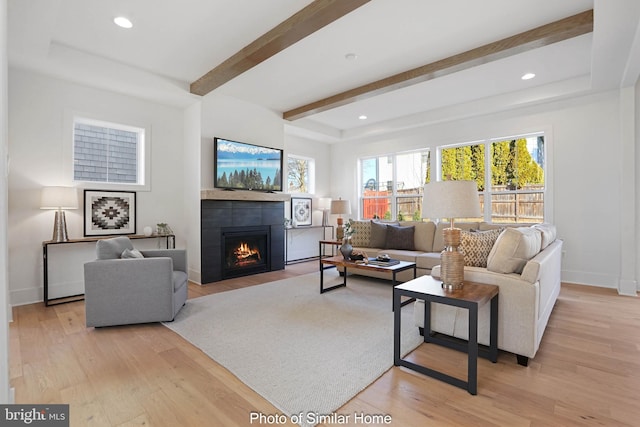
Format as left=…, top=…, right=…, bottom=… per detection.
left=164, top=270, right=422, bottom=427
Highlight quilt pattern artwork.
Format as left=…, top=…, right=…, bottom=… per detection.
left=84, top=190, right=136, bottom=236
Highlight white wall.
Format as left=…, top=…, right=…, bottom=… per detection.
left=1, top=0, right=12, bottom=403
left=8, top=68, right=188, bottom=305
left=285, top=133, right=331, bottom=226
left=330, top=90, right=635, bottom=291
left=184, top=102, right=202, bottom=283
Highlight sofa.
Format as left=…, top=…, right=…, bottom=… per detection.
left=343, top=219, right=563, bottom=366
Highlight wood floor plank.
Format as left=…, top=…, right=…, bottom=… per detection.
left=9, top=263, right=640, bottom=426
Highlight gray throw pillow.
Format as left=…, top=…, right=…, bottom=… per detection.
left=385, top=225, right=415, bottom=250
left=370, top=221, right=391, bottom=248
left=121, top=248, right=144, bottom=259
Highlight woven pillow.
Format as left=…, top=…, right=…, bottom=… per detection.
left=349, top=220, right=371, bottom=247
left=460, top=229, right=503, bottom=267
left=385, top=225, right=415, bottom=250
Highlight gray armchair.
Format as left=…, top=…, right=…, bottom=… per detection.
left=84, top=236, right=188, bottom=327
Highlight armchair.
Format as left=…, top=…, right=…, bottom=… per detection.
left=84, top=236, right=188, bottom=327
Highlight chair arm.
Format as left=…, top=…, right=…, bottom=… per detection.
left=140, top=249, right=187, bottom=272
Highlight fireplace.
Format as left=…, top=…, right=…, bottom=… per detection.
left=201, top=199, right=285, bottom=284
left=222, top=226, right=270, bottom=279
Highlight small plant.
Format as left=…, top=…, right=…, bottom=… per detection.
left=343, top=219, right=356, bottom=239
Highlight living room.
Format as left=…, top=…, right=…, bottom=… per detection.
left=1, top=0, right=640, bottom=425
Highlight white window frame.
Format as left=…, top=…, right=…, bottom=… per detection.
left=64, top=110, right=151, bottom=191
left=436, top=131, right=548, bottom=223
left=287, top=154, right=315, bottom=194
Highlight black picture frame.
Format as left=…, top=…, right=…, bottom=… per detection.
left=84, top=190, right=136, bottom=236
left=291, top=197, right=312, bottom=226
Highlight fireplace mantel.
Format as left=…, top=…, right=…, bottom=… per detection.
left=201, top=189, right=291, bottom=202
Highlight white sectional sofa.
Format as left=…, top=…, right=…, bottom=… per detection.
left=343, top=219, right=563, bottom=366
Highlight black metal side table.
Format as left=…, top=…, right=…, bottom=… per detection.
left=393, top=275, right=499, bottom=395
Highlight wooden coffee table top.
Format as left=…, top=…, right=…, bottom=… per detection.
left=395, top=274, right=498, bottom=306
left=321, top=255, right=415, bottom=273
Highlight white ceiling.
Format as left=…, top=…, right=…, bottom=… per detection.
left=7, top=0, right=640, bottom=142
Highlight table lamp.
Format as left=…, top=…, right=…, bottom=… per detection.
left=422, top=180, right=481, bottom=290
left=330, top=198, right=351, bottom=240
left=40, top=186, right=78, bottom=242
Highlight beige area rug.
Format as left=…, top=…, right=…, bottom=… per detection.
left=164, top=270, right=422, bottom=427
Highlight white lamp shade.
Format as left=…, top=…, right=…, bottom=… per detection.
left=317, top=197, right=332, bottom=210
left=40, top=186, right=79, bottom=210
left=422, top=180, right=481, bottom=220
left=330, top=199, right=351, bottom=215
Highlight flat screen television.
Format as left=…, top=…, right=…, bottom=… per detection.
left=214, top=137, right=283, bottom=191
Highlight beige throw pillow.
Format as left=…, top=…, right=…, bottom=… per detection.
left=460, top=228, right=503, bottom=267
left=349, top=220, right=371, bottom=247
left=487, top=227, right=542, bottom=274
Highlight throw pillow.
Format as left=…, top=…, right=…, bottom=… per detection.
left=349, top=220, right=371, bottom=247
left=532, top=223, right=556, bottom=250
left=486, top=227, right=542, bottom=274
left=370, top=220, right=399, bottom=248
left=385, top=225, right=415, bottom=250
left=460, top=228, right=503, bottom=267
left=121, top=248, right=144, bottom=259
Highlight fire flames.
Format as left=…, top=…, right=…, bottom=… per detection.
left=232, top=241, right=261, bottom=266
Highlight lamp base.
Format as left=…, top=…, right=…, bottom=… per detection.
left=440, top=227, right=464, bottom=290
left=52, top=210, right=70, bottom=242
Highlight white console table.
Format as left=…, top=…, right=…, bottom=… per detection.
left=43, top=234, right=175, bottom=306
left=285, top=226, right=333, bottom=264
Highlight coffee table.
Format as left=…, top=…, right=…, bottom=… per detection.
left=320, top=255, right=417, bottom=308
left=393, top=275, right=498, bottom=395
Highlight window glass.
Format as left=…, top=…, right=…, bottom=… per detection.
left=287, top=155, right=315, bottom=193
left=73, top=118, right=144, bottom=185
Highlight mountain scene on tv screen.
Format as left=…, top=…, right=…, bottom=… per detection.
left=216, top=140, right=282, bottom=191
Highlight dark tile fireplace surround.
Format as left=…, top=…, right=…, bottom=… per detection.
left=201, top=194, right=286, bottom=284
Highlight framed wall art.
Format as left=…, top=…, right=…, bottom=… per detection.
left=84, top=190, right=136, bottom=236
left=291, top=197, right=312, bottom=226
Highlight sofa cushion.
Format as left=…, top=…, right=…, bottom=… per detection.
left=401, top=221, right=436, bottom=252
left=460, top=228, right=503, bottom=267
left=532, top=223, right=556, bottom=250
left=487, top=227, right=542, bottom=274
left=96, top=236, right=134, bottom=260
left=349, top=220, right=371, bottom=247
left=370, top=221, right=399, bottom=247
left=385, top=225, right=415, bottom=250
left=121, top=248, right=144, bottom=259
left=433, top=222, right=481, bottom=252
left=415, top=252, right=442, bottom=270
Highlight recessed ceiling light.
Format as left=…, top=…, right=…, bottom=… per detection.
left=345, top=53, right=358, bottom=61
left=521, top=73, right=536, bottom=80
left=358, top=115, right=368, bottom=120
left=114, top=16, right=133, bottom=29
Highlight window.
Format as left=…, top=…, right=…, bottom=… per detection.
left=73, top=118, right=145, bottom=185
left=287, top=155, right=315, bottom=193
left=439, top=133, right=545, bottom=223
left=360, top=150, right=430, bottom=220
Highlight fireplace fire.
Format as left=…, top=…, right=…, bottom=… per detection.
left=230, top=241, right=262, bottom=267
left=221, top=226, right=271, bottom=279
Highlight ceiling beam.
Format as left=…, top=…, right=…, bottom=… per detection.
left=190, top=0, right=371, bottom=96
left=283, top=9, right=594, bottom=121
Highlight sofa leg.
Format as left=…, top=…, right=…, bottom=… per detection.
left=516, top=355, right=529, bottom=366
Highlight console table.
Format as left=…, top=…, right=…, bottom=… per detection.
left=43, top=234, right=175, bottom=306
left=285, top=225, right=333, bottom=264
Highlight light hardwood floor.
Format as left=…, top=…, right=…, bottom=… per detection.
left=9, top=262, right=640, bottom=426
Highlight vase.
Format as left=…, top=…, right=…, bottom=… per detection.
left=340, top=238, right=353, bottom=260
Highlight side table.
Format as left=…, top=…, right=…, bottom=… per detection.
left=318, top=239, right=341, bottom=271
left=393, top=275, right=498, bottom=395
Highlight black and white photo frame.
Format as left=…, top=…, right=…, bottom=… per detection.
left=291, top=197, right=312, bottom=226
left=84, top=190, right=136, bottom=236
